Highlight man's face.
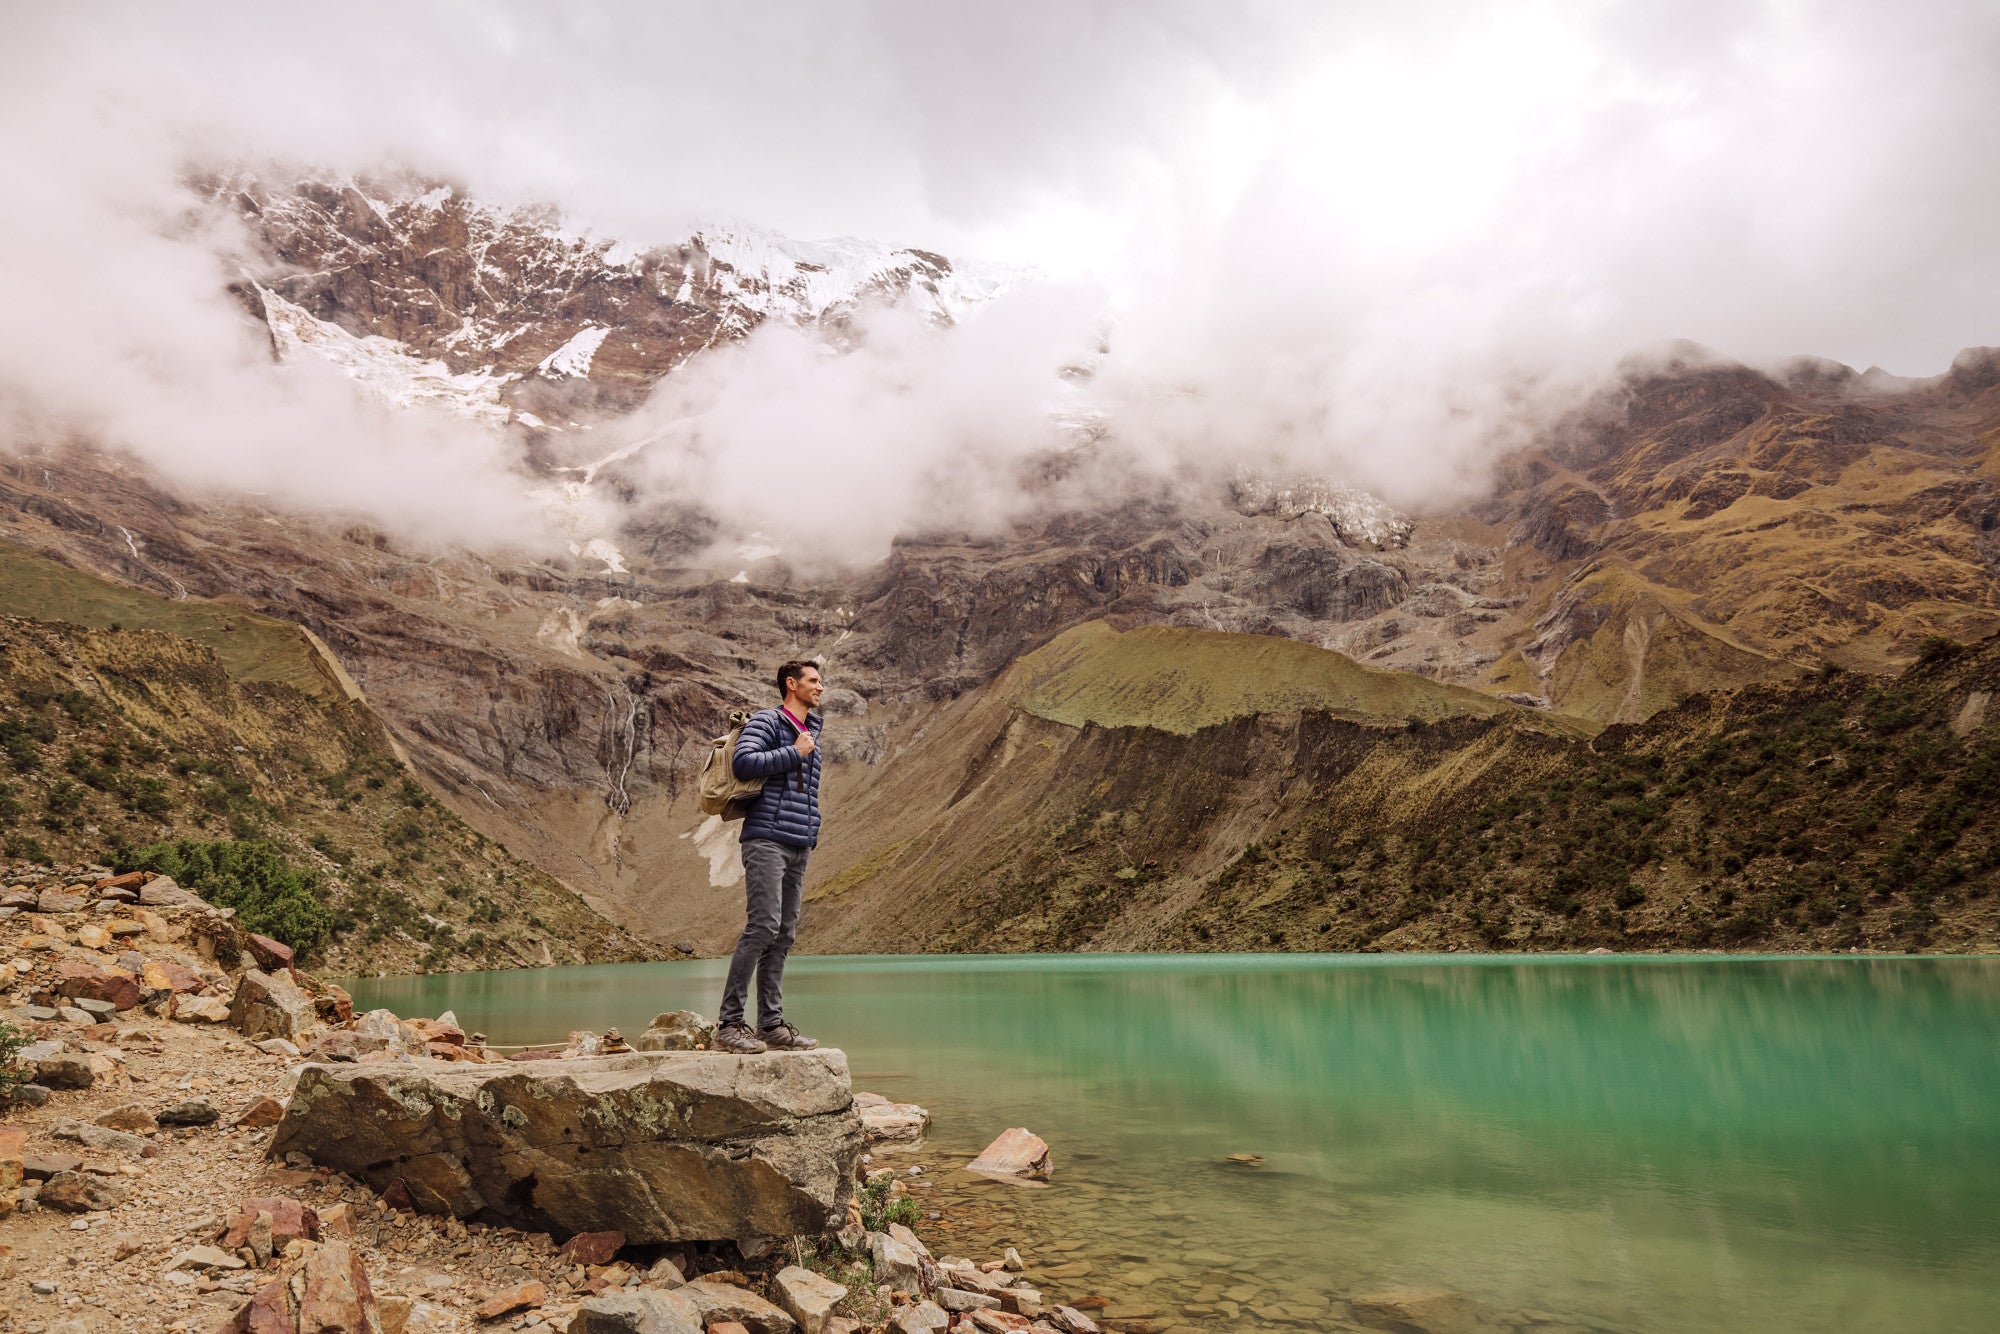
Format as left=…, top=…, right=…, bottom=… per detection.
left=791, top=666, right=824, bottom=709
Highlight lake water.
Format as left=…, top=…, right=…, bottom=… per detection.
left=349, top=954, right=2000, bottom=1333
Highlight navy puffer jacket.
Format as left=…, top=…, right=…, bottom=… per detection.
left=732, top=708, right=823, bottom=848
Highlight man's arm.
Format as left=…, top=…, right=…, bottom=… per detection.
left=732, top=713, right=804, bottom=780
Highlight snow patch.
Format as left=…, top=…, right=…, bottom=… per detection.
left=259, top=286, right=514, bottom=425
left=538, top=326, right=610, bottom=379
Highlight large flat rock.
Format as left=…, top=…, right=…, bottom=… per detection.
left=271, top=1050, right=863, bottom=1245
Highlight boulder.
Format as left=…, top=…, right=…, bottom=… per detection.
left=229, top=968, right=318, bottom=1043
left=138, top=876, right=201, bottom=907
left=158, top=1098, right=221, bottom=1126
left=678, top=1279, right=797, bottom=1334
left=316, top=983, right=355, bottom=1024
left=568, top=1288, right=704, bottom=1334
left=38, top=1170, right=132, bottom=1212
left=93, top=1102, right=158, bottom=1133
left=219, top=1196, right=320, bottom=1251
left=890, top=1303, right=951, bottom=1334
left=774, top=1266, right=847, bottom=1334
left=22, top=1151, right=83, bottom=1179
left=172, top=994, right=231, bottom=1023
left=936, top=1287, right=1000, bottom=1313
left=94, top=871, right=148, bottom=892
left=26, top=1054, right=95, bottom=1089
left=635, top=1010, right=714, bottom=1051
left=854, top=1092, right=930, bottom=1146
left=474, top=1279, right=547, bottom=1320
left=37, top=890, right=86, bottom=914
left=561, top=1230, right=627, bottom=1266
left=965, top=1128, right=1051, bottom=1180
left=271, top=1050, right=864, bottom=1245
left=869, top=1231, right=930, bottom=1296
left=1350, top=1287, right=1488, bottom=1334
left=1047, top=1308, right=1101, bottom=1334
left=143, top=958, right=207, bottom=994
left=55, top=961, right=142, bottom=1011
left=235, top=1095, right=286, bottom=1128
left=244, top=932, right=296, bottom=973
left=53, top=1119, right=153, bottom=1158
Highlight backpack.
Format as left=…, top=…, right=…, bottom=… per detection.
left=699, top=710, right=765, bottom=820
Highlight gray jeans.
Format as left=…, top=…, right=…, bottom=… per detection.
left=718, top=838, right=810, bottom=1029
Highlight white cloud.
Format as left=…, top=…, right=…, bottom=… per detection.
left=3, top=0, right=1999, bottom=552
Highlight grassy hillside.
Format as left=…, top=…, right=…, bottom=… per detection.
left=0, top=605, right=660, bottom=975
left=804, top=624, right=2000, bottom=957
left=0, top=542, right=344, bottom=698
left=1017, top=622, right=1523, bottom=733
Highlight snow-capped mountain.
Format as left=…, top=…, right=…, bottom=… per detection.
left=216, top=172, right=1015, bottom=424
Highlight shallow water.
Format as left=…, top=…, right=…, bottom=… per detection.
left=349, top=954, right=2000, bottom=1333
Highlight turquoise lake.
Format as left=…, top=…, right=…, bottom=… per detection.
left=349, top=954, right=2000, bottom=1332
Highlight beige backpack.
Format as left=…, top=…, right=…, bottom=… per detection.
left=699, top=710, right=764, bottom=820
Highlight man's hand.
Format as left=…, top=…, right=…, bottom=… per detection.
left=794, top=728, right=816, bottom=758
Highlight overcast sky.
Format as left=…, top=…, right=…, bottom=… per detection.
left=4, top=0, right=1999, bottom=545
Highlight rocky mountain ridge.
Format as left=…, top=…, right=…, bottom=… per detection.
left=2, top=174, right=1997, bottom=956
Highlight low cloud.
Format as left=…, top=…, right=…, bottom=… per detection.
left=4, top=1, right=2000, bottom=558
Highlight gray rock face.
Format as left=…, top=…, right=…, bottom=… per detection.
left=271, top=1050, right=863, bottom=1245
left=568, top=1289, right=704, bottom=1334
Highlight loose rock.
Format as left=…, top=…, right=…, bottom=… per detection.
left=773, top=1265, right=847, bottom=1334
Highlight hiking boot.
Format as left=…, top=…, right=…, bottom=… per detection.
left=759, top=1021, right=819, bottom=1051
left=714, top=1022, right=767, bottom=1054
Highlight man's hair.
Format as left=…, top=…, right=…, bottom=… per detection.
left=775, top=658, right=820, bottom=698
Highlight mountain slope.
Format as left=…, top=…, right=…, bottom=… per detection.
left=0, top=546, right=661, bottom=974
left=800, top=628, right=2000, bottom=956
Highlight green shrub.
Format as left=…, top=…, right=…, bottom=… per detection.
left=118, top=838, right=335, bottom=958
left=858, top=1174, right=920, bottom=1232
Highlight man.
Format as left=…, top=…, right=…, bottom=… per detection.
left=714, top=658, right=825, bottom=1053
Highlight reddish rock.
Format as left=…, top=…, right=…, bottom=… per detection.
left=56, top=960, right=143, bottom=1011
left=245, top=933, right=297, bottom=974
left=380, top=1177, right=415, bottom=1213
left=93, top=871, right=148, bottom=892
left=142, top=958, right=207, bottom=994
left=235, top=1097, right=287, bottom=1129
left=318, top=983, right=354, bottom=1024
left=965, top=1128, right=1052, bottom=1180
left=406, top=1016, right=466, bottom=1046
left=220, top=1196, right=321, bottom=1250
left=222, top=1239, right=382, bottom=1333
left=560, top=1230, right=626, bottom=1266
left=474, top=1279, right=547, bottom=1320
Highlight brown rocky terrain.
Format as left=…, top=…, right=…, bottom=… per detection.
left=2, top=176, right=1998, bottom=958
left=0, top=586, right=656, bottom=975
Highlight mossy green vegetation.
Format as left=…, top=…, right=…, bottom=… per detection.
left=118, top=838, right=336, bottom=957
left=0, top=542, right=339, bottom=698
left=1016, top=621, right=1522, bottom=734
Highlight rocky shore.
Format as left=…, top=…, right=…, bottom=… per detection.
left=1, top=862, right=1555, bottom=1334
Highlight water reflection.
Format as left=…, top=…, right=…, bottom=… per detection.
left=352, top=955, right=2000, bottom=1332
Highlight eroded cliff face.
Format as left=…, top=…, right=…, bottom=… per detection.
left=3, top=177, right=1999, bottom=952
